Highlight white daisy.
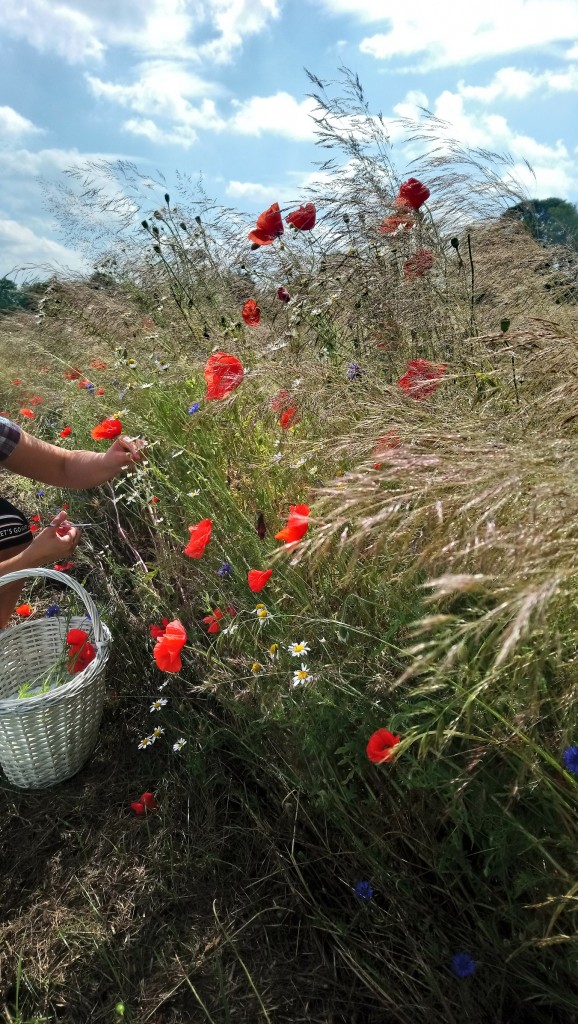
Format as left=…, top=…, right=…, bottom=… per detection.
left=173, top=738, right=187, bottom=752
left=221, top=623, right=239, bottom=636
left=288, top=640, right=310, bottom=658
left=253, top=604, right=271, bottom=624
left=151, top=726, right=165, bottom=739
left=292, top=663, right=313, bottom=687
left=138, top=735, right=154, bottom=750
left=150, top=698, right=168, bottom=712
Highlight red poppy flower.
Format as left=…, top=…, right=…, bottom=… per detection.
left=11, top=379, right=21, bottom=386
left=202, top=608, right=224, bottom=634
left=15, top=603, right=32, bottom=617
left=247, top=569, right=273, bottom=593
left=90, top=358, right=107, bottom=370
left=65, top=367, right=83, bottom=381
left=30, top=524, right=39, bottom=534
left=275, top=504, right=310, bottom=544
left=372, top=428, right=401, bottom=469
left=242, top=299, right=260, bottom=327
left=366, top=728, right=400, bottom=763
left=277, top=287, right=291, bottom=303
left=378, top=214, right=414, bottom=234
left=204, top=352, right=244, bottom=401
left=149, top=617, right=170, bottom=639
left=31, top=514, right=41, bottom=523
left=184, top=518, right=212, bottom=559
left=247, top=202, right=284, bottom=246
left=19, top=409, right=34, bottom=419
left=54, top=561, right=74, bottom=572
left=131, top=801, right=146, bottom=815
left=286, top=203, right=316, bottom=231
left=30, top=396, right=43, bottom=405
left=91, top=417, right=122, bottom=440
left=78, top=379, right=90, bottom=389
left=150, top=496, right=159, bottom=504
left=395, top=178, right=430, bottom=211
left=403, top=249, right=434, bottom=280
left=398, top=359, right=446, bottom=400
left=271, top=389, right=292, bottom=413
left=280, top=406, right=299, bottom=429
left=96, top=388, right=105, bottom=396
left=131, top=790, right=157, bottom=815
left=66, top=628, right=96, bottom=673
left=153, top=619, right=187, bottom=673
left=60, top=426, right=72, bottom=438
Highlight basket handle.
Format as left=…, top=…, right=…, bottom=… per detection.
left=0, top=568, right=106, bottom=645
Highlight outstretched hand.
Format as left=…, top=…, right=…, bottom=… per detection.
left=29, top=510, right=80, bottom=565
left=100, top=435, right=145, bottom=479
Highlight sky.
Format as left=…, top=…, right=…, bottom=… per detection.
left=1, top=0, right=578, bottom=278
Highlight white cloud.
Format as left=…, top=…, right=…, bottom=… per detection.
left=229, top=93, right=317, bottom=140
left=225, top=180, right=276, bottom=201
left=0, top=216, right=89, bottom=276
left=0, top=107, right=44, bottom=138
left=0, top=0, right=280, bottom=65
left=458, top=65, right=578, bottom=103
left=122, top=118, right=199, bottom=148
left=315, top=0, right=578, bottom=71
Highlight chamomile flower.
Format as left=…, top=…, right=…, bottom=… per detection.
left=151, top=726, right=165, bottom=740
left=150, top=698, right=168, bottom=712
left=268, top=643, right=279, bottom=660
left=138, top=735, right=155, bottom=750
left=288, top=640, right=310, bottom=658
left=221, top=623, right=238, bottom=636
left=173, top=738, right=187, bottom=752
left=253, top=603, right=271, bottom=624
left=251, top=662, right=263, bottom=674
left=291, top=663, right=313, bottom=687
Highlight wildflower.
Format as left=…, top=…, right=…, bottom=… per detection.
left=19, top=409, right=34, bottom=419
left=59, top=426, right=72, bottom=438
left=221, top=623, right=238, bottom=636
left=277, top=286, right=291, bottom=302
left=248, top=202, right=284, bottom=246
left=30, top=396, right=43, bottom=405
left=204, top=352, right=244, bottom=400
left=53, top=561, right=74, bottom=572
left=395, top=177, right=430, bottom=211
left=251, top=662, right=263, bottom=674
left=292, top=663, right=313, bottom=686
left=91, top=418, right=122, bottom=440
left=354, top=881, right=374, bottom=901
left=275, top=504, right=310, bottom=545
left=151, top=726, right=165, bottom=739
left=253, top=603, right=271, bottom=624
left=403, top=249, right=434, bottom=280
left=562, top=746, right=578, bottom=774
left=64, top=367, right=83, bottom=381
left=85, top=383, right=96, bottom=392
left=378, top=214, right=414, bottom=234
left=451, top=952, right=476, bottom=979
left=203, top=609, right=224, bottom=634
left=268, top=643, right=279, bottom=660
left=153, top=619, right=187, bottom=673
left=149, top=617, right=169, bottom=639
left=150, top=698, right=168, bottom=712
left=286, top=202, right=316, bottom=231
left=11, top=378, right=21, bottom=386
left=247, top=568, right=272, bottom=593
left=372, top=428, right=401, bottom=469
left=96, top=387, right=105, bottom=396
left=242, top=298, right=261, bottom=327
left=36, top=491, right=45, bottom=497
left=173, top=737, right=187, bottom=751
left=366, top=729, right=400, bottom=764
left=187, top=402, right=200, bottom=414
left=346, top=363, right=363, bottom=381
left=15, top=603, right=32, bottom=617
left=45, top=604, right=61, bottom=617
left=288, top=640, right=310, bottom=658
left=217, top=561, right=232, bottom=577
left=66, top=628, right=96, bottom=673
left=131, top=790, right=157, bottom=814
left=90, top=358, right=107, bottom=370
left=150, top=496, right=159, bottom=504
left=398, top=359, right=446, bottom=400
left=184, top=518, right=212, bottom=558
left=280, top=406, right=299, bottom=429
left=138, top=735, right=155, bottom=749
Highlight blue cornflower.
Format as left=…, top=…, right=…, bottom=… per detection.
left=563, top=746, right=578, bottom=774
left=346, top=363, right=363, bottom=380
left=37, top=491, right=45, bottom=498
left=85, top=382, right=95, bottom=392
left=451, top=952, right=476, bottom=979
left=217, top=562, right=232, bottom=577
left=45, top=604, right=61, bottom=617
left=187, top=402, right=200, bottom=414
left=354, top=880, right=374, bottom=901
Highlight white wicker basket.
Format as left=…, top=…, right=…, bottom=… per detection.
left=0, top=568, right=111, bottom=789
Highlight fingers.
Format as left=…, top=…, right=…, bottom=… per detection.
left=116, top=435, right=145, bottom=462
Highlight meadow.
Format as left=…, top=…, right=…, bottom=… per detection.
left=1, top=76, right=578, bottom=1023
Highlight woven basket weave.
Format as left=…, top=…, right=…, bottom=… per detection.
left=0, top=568, right=111, bottom=789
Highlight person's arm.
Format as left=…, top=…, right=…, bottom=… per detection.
left=3, top=430, right=142, bottom=489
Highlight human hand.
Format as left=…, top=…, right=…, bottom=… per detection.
left=99, top=435, right=145, bottom=480
left=28, top=511, right=80, bottom=565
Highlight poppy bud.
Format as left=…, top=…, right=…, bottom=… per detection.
left=164, top=193, right=170, bottom=204
left=153, top=210, right=163, bottom=219
left=195, top=215, right=201, bottom=226
left=141, top=220, right=149, bottom=230
left=343, top=213, right=350, bottom=224
left=180, top=222, right=187, bottom=231
left=152, top=226, right=159, bottom=235
left=277, top=287, right=291, bottom=303
left=500, top=318, right=510, bottom=333
left=153, top=245, right=161, bottom=254
left=251, top=243, right=260, bottom=251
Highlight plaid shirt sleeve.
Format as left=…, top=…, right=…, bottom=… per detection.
left=0, top=417, right=21, bottom=461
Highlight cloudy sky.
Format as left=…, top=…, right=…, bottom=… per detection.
left=1, top=0, right=577, bottom=277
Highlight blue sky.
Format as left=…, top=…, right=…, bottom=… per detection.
left=1, top=0, right=577, bottom=277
